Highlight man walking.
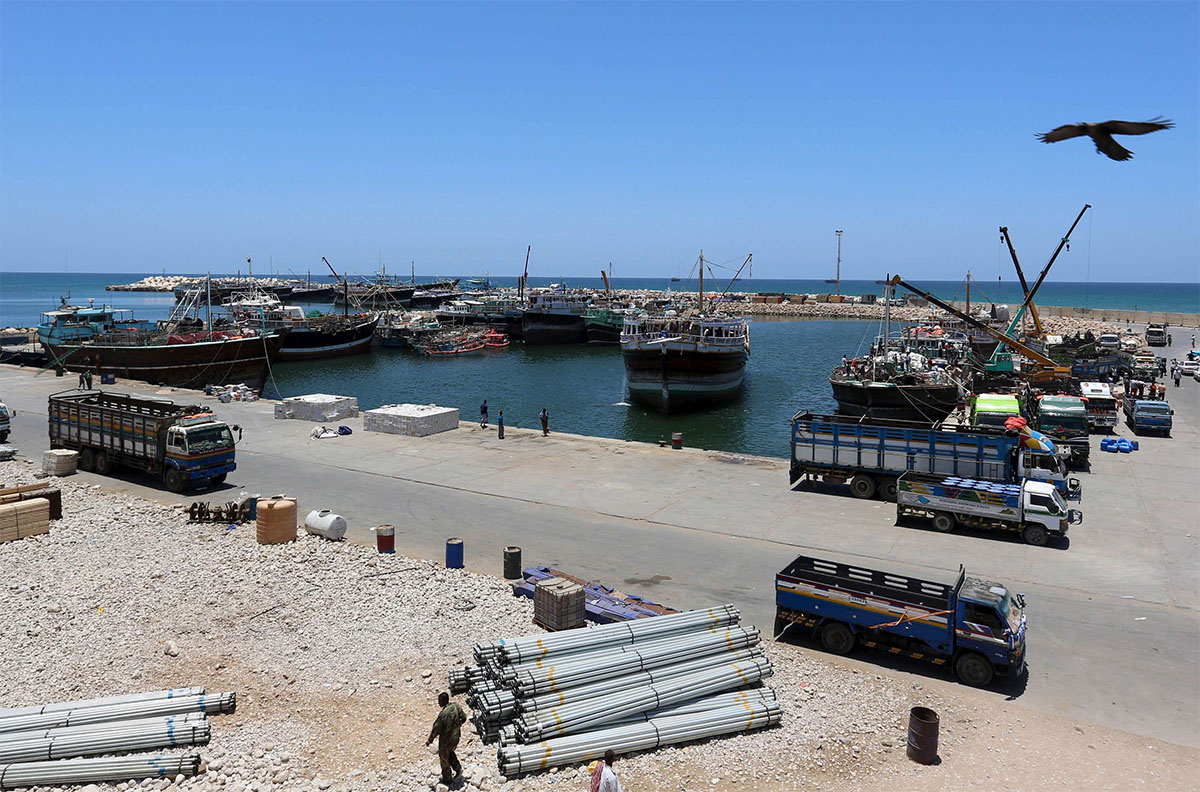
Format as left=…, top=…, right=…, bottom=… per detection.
left=596, top=750, right=622, bottom=792
left=539, top=407, right=549, bottom=436
left=497, top=409, right=505, bottom=440
left=425, top=692, right=466, bottom=786
left=480, top=399, right=489, bottom=428
left=1173, top=368, right=1182, bottom=388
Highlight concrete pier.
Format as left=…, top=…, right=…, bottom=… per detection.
left=1, top=340, right=1197, bottom=749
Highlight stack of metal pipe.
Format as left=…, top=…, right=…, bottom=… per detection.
left=449, top=605, right=781, bottom=776
left=0, top=687, right=236, bottom=789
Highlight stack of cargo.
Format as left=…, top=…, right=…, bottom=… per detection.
left=532, top=576, right=585, bottom=631
left=273, top=394, right=359, bottom=422
left=41, top=449, right=78, bottom=477
left=448, top=605, right=780, bottom=776
left=0, top=687, right=236, bottom=789
left=0, top=498, right=50, bottom=544
left=362, top=404, right=459, bottom=437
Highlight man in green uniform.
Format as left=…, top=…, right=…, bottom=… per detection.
left=426, top=691, right=467, bottom=785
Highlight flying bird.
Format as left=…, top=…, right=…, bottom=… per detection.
left=1035, top=117, right=1174, bottom=161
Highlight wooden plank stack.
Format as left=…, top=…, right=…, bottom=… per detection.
left=533, top=576, right=586, bottom=631
left=41, top=449, right=78, bottom=477
left=0, top=498, right=50, bottom=543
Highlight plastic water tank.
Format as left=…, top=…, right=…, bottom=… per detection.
left=256, top=496, right=297, bottom=545
left=304, top=509, right=347, bottom=541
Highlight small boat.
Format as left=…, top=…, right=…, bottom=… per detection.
left=483, top=329, right=510, bottom=348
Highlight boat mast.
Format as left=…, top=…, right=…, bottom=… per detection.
left=835, top=230, right=843, bottom=296
left=966, top=270, right=971, bottom=316
left=206, top=273, right=212, bottom=334
left=521, top=245, right=531, bottom=302
left=698, top=250, right=704, bottom=314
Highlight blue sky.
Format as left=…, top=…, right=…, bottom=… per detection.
left=1, top=1, right=1197, bottom=282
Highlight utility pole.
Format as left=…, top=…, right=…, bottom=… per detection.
left=834, top=230, right=843, bottom=296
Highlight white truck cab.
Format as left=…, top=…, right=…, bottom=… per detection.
left=0, top=401, right=10, bottom=442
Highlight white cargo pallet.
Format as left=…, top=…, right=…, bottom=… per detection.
left=274, top=394, right=359, bottom=422
left=363, top=404, right=460, bottom=437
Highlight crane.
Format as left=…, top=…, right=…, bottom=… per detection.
left=886, top=276, right=1070, bottom=381
left=989, top=204, right=1091, bottom=369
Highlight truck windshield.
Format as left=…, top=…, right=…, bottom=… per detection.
left=186, top=425, right=234, bottom=453
left=974, top=412, right=1012, bottom=429
left=1039, top=415, right=1087, bottom=434
left=1052, top=490, right=1068, bottom=515
left=1139, top=404, right=1171, bottom=415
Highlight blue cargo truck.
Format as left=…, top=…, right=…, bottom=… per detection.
left=790, top=411, right=1078, bottom=501
left=775, top=554, right=1027, bottom=687
left=1124, top=399, right=1173, bottom=436
left=49, top=390, right=240, bottom=493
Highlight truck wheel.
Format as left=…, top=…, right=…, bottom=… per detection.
left=932, top=512, right=956, bottom=533
left=0, top=431, right=8, bottom=443
left=210, top=473, right=227, bottom=485
left=849, top=474, right=876, bottom=500
left=820, top=622, right=855, bottom=655
left=78, top=448, right=95, bottom=472
left=880, top=478, right=899, bottom=502
left=954, top=651, right=995, bottom=687
left=1022, top=524, right=1049, bottom=546
left=93, top=451, right=112, bottom=476
left=164, top=468, right=186, bottom=493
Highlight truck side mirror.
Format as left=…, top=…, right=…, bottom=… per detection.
left=232, top=424, right=243, bottom=441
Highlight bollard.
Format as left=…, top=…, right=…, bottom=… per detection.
left=503, top=546, right=522, bottom=579
left=671, top=432, right=683, bottom=449
left=375, top=525, right=395, bottom=554
left=906, top=706, right=939, bottom=764
left=446, top=537, right=464, bottom=569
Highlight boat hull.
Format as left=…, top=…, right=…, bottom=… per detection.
left=522, top=313, right=587, bottom=345
left=585, top=320, right=623, bottom=345
left=44, top=332, right=287, bottom=390
left=830, top=378, right=960, bottom=422
left=622, top=347, right=747, bottom=412
left=276, top=316, right=379, bottom=361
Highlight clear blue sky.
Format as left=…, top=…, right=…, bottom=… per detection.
left=1, top=1, right=1197, bottom=281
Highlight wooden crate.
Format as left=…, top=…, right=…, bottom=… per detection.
left=0, top=498, right=51, bottom=543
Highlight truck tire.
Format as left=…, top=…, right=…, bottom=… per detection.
left=164, top=468, right=186, bottom=493
left=954, top=651, right=995, bottom=687
left=820, top=622, right=855, bottom=655
left=78, top=448, right=95, bottom=472
left=93, top=450, right=112, bottom=476
left=879, top=478, right=899, bottom=502
left=849, top=474, right=876, bottom=500
left=1022, top=524, right=1049, bottom=546
left=932, top=512, right=956, bottom=533
left=209, top=473, right=227, bottom=485
left=0, top=431, right=8, bottom=443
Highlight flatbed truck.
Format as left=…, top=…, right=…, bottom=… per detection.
left=48, top=390, right=240, bottom=493
left=790, top=411, right=1078, bottom=501
left=1124, top=399, right=1172, bottom=436
left=775, top=554, right=1027, bottom=687
left=897, top=471, right=1081, bottom=546
left=1029, top=395, right=1090, bottom=468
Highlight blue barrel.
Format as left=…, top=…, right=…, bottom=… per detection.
left=446, top=537, right=464, bottom=569
left=1130, top=440, right=1139, bottom=451
left=1117, top=439, right=1132, bottom=453
left=1100, top=437, right=1115, bottom=452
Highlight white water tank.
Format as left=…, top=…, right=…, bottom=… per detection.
left=304, top=509, right=347, bottom=541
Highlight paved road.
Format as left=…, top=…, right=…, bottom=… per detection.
left=2, top=330, right=1197, bottom=747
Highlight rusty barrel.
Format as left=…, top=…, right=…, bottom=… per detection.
left=906, top=706, right=939, bottom=764
left=503, top=546, right=522, bottom=579
left=375, top=524, right=395, bottom=554
left=671, top=432, right=683, bottom=449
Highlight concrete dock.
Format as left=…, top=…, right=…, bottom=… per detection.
left=2, top=342, right=1197, bottom=749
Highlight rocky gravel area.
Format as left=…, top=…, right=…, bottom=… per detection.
left=3, top=459, right=1195, bottom=792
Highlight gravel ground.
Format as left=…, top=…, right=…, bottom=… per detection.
left=3, top=459, right=1195, bottom=792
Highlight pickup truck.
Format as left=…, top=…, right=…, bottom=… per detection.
left=775, top=554, right=1026, bottom=687
left=897, top=472, right=1082, bottom=546
left=48, top=390, right=241, bottom=492
left=1124, top=399, right=1173, bottom=436
left=790, top=411, right=1078, bottom=501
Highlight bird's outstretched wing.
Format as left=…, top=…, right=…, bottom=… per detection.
left=1036, top=124, right=1086, bottom=143
left=1101, top=117, right=1174, bottom=136
left=1092, top=131, right=1133, bottom=162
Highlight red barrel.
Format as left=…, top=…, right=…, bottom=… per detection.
left=375, top=524, right=395, bottom=554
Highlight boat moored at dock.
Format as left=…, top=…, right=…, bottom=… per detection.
left=621, top=311, right=749, bottom=412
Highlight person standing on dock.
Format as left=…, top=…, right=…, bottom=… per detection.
left=480, top=399, right=489, bottom=428
left=540, top=407, right=549, bottom=436
left=498, top=409, right=505, bottom=439
left=425, top=692, right=466, bottom=786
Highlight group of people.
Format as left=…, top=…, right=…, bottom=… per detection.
left=427, top=692, right=623, bottom=790
left=479, top=400, right=550, bottom=439
left=1125, top=378, right=1167, bottom=400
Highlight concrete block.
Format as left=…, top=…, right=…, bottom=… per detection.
left=362, top=404, right=459, bottom=437
left=274, top=394, right=359, bottom=422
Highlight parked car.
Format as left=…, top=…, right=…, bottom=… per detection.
left=1180, top=359, right=1200, bottom=376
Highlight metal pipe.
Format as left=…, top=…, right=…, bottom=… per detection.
left=0, top=719, right=210, bottom=763
left=0, top=714, right=206, bottom=746
left=0, top=752, right=202, bottom=789
left=0, top=693, right=236, bottom=735
left=0, top=688, right=205, bottom=721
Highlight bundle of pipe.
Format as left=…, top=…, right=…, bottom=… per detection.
left=0, top=688, right=205, bottom=721
left=0, top=752, right=201, bottom=790
left=498, top=702, right=783, bottom=775
left=0, top=716, right=210, bottom=763
left=513, top=656, right=772, bottom=742
left=0, top=692, right=236, bottom=735
left=0, top=714, right=207, bottom=745
left=497, top=688, right=778, bottom=747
